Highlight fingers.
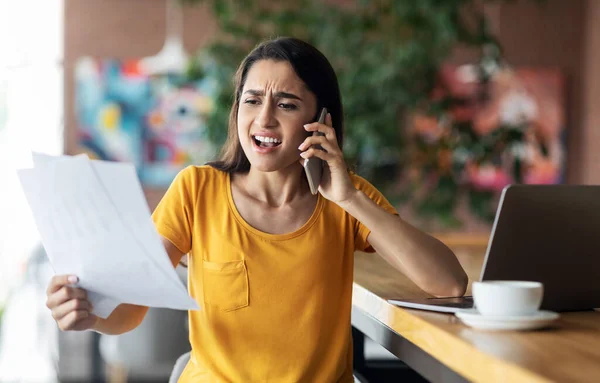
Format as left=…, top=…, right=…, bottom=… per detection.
left=324, top=112, right=334, bottom=135
left=47, top=274, right=79, bottom=295
left=300, top=113, right=344, bottom=166
left=300, top=147, right=337, bottom=163
left=52, top=298, right=94, bottom=321
left=57, top=310, right=96, bottom=331
left=303, top=113, right=337, bottom=142
left=46, top=285, right=88, bottom=309
left=46, top=275, right=96, bottom=332
left=301, top=112, right=340, bottom=154
left=298, top=135, right=340, bottom=154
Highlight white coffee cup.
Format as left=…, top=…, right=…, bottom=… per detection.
left=472, top=281, right=544, bottom=316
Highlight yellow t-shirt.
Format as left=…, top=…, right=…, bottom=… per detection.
left=152, top=165, right=397, bottom=383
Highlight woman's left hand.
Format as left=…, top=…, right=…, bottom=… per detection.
left=298, top=113, right=357, bottom=205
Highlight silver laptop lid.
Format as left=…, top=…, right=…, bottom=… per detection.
left=480, top=185, right=600, bottom=311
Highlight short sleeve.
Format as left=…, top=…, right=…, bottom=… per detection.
left=152, top=166, right=198, bottom=254
left=351, top=174, right=399, bottom=253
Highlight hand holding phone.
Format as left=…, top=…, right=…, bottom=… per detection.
left=303, top=107, right=327, bottom=195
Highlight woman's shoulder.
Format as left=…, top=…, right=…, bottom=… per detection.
left=166, top=165, right=228, bottom=199
left=175, top=164, right=227, bottom=185
left=348, top=172, right=398, bottom=214
left=348, top=172, right=379, bottom=193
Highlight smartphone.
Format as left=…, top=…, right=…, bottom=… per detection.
left=303, top=107, right=328, bottom=195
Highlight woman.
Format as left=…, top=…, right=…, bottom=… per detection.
left=46, top=37, right=467, bottom=382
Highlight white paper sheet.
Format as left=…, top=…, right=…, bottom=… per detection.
left=19, top=153, right=199, bottom=318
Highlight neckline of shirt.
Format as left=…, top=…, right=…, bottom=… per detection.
left=225, top=171, right=325, bottom=241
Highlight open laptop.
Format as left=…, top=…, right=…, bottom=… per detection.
left=388, top=184, right=600, bottom=313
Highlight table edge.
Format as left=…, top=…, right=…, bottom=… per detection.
left=352, top=282, right=553, bottom=383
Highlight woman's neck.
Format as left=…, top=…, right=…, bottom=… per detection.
left=237, top=164, right=311, bottom=207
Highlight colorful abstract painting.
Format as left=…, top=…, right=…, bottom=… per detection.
left=75, top=57, right=218, bottom=187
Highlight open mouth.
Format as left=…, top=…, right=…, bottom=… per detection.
left=253, top=135, right=282, bottom=148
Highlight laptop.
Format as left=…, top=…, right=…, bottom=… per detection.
left=388, top=184, right=600, bottom=313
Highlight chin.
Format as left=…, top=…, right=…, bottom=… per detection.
left=248, top=157, right=302, bottom=173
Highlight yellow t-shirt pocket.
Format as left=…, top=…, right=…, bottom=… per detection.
left=202, top=259, right=249, bottom=311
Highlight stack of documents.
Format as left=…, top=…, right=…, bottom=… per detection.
left=17, top=153, right=199, bottom=318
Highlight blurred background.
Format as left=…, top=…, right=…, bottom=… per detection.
left=0, top=0, right=599, bottom=382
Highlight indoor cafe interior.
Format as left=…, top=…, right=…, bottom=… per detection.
left=0, top=0, right=599, bottom=382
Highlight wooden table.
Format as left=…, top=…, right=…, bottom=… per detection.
left=351, top=251, right=600, bottom=383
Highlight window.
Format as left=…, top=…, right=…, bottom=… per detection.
left=0, top=0, right=63, bottom=380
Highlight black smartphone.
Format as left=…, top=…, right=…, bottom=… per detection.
left=303, top=107, right=327, bottom=195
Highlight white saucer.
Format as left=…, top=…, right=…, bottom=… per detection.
left=456, top=309, right=560, bottom=331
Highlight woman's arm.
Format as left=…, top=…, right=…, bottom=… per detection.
left=92, top=236, right=185, bottom=335
left=339, top=191, right=468, bottom=298
left=300, top=114, right=467, bottom=298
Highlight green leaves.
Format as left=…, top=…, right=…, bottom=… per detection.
left=182, top=0, right=489, bottom=146
left=179, top=0, right=532, bottom=228
left=468, top=189, right=496, bottom=221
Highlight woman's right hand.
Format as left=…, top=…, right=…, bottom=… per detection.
left=46, top=275, right=97, bottom=331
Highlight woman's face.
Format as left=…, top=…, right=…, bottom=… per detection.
left=237, top=59, right=317, bottom=173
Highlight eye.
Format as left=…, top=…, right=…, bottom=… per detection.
left=278, top=103, right=297, bottom=110
left=244, top=99, right=260, bottom=105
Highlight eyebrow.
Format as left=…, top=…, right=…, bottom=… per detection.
left=243, top=89, right=303, bottom=101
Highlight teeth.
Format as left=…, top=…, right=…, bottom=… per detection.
left=254, top=135, right=281, bottom=144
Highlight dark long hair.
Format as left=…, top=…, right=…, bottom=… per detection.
left=207, top=37, right=344, bottom=173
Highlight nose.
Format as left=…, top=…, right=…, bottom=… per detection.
left=255, top=101, right=277, bottom=129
